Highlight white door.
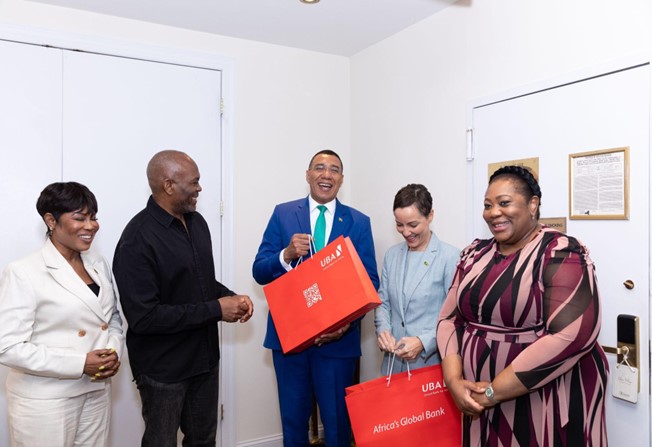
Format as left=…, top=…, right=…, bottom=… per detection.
left=469, top=62, right=650, bottom=445
left=0, top=40, right=63, bottom=447
left=61, top=50, right=224, bottom=447
left=0, top=40, right=62, bottom=254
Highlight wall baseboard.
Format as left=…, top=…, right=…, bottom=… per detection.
left=236, top=433, right=283, bottom=447
left=236, top=427, right=324, bottom=447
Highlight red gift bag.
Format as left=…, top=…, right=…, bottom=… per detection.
left=263, top=235, right=380, bottom=354
left=345, top=363, right=462, bottom=447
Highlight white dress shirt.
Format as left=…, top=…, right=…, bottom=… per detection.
left=280, top=196, right=336, bottom=270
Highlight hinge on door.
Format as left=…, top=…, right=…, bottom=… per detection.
left=220, top=98, right=224, bottom=116
left=220, top=201, right=224, bottom=217
left=221, top=404, right=224, bottom=421
left=466, top=128, right=474, bottom=161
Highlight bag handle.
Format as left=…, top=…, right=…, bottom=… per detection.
left=385, top=352, right=411, bottom=387
left=308, top=236, right=316, bottom=258
left=289, top=236, right=316, bottom=270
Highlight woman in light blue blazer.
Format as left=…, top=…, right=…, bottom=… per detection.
left=375, top=184, right=459, bottom=373
left=0, top=182, right=124, bottom=447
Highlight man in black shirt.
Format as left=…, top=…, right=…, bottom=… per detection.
left=113, top=150, right=253, bottom=447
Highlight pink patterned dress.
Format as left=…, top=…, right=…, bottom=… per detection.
left=437, top=226, right=608, bottom=446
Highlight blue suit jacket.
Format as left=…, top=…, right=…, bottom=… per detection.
left=374, top=232, right=459, bottom=373
left=253, top=197, right=379, bottom=358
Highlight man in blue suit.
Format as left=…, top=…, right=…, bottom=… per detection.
left=253, top=149, right=379, bottom=447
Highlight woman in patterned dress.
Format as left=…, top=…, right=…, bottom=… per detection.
left=437, top=165, right=608, bottom=446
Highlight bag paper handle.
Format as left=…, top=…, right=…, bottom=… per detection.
left=386, top=352, right=411, bottom=387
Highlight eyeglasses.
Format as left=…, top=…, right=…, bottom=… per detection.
left=311, top=164, right=342, bottom=175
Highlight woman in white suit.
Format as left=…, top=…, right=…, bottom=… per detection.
left=0, top=182, right=124, bottom=447
left=375, top=184, right=459, bottom=373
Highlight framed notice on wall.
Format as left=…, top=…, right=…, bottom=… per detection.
left=569, top=147, right=629, bottom=220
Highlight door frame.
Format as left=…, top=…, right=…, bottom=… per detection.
left=0, top=23, right=238, bottom=447
left=465, top=53, right=652, bottom=444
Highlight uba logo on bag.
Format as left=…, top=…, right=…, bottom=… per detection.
left=318, top=243, right=344, bottom=270
left=421, top=379, right=447, bottom=397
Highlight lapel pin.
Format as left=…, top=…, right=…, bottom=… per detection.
left=338, top=217, right=343, bottom=222
left=423, top=261, right=429, bottom=266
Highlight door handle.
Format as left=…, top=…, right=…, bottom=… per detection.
left=602, top=345, right=628, bottom=355
left=602, top=314, right=639, bottom=391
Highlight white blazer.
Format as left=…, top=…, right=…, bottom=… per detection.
left=0, top=238, right=124, bottom=399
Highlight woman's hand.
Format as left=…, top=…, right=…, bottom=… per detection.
left=376, top=330, right=398, bottom=352
left=394, top=336, right=423, bottom=361
left=470, top=380, right=499, bottom=409
left=468, top=365, right=529, bottom=408
left=84, top=348, right=120, bottom=381
left=446, top=376, right=486, bottom=417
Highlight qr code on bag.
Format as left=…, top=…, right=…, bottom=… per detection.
left=303, top=283, right=322, bottom=308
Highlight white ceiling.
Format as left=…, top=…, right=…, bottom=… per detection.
left=27, top=0, right=458, bottom=56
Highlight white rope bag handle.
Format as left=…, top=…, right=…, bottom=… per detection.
left=385, top=351, right=411, bottom=387
left=290, top=236, right=316, bottom=270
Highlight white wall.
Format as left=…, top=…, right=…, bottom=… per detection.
left=351, top=0, right=652, bottom=382
left=0, top=0, right=349, bottom=444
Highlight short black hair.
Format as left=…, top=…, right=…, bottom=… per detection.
left=308, top=150, right=343, bottom=172
left=393, top=184, right=432, bottom=217
left=36, top=182, right=98, bottom=221
left=489, top=165, right=542, bottom=218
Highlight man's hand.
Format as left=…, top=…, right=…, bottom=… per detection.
left=219, top=295, right=254, bottom=323
left=314, top=323, right=351, bottom=347
left=283, top=233, right=312, bottom=264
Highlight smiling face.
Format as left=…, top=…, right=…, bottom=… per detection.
left=306, top=154, right=344, bottom=204
left=394, top=204, right=433, bottom=252
left=483, top=178, right=539, bottom=254
left=46, top=208, right=99, bottom=256
left=168, top=158, right=202, bottom=216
